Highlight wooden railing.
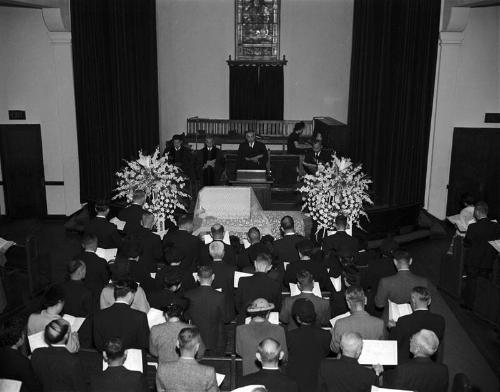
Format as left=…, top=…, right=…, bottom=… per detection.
left=187, top=117, right=313, bottom=137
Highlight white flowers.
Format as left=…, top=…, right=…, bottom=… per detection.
left=113, top=147, right=189, bottom=224
left=298, top=153, right=373, bottom=232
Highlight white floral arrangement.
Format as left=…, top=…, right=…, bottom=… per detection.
left=298, top=154, right=373, bottom=232
left=113, top=147, right=189, bottom=225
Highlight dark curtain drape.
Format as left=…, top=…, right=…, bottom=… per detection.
left=348, top=0, right=440, bottom=206
left=229, top=65, right=284, bottom=120
left=71, top=0, right=159, bottom=202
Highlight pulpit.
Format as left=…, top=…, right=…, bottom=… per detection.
left=229, top=170, right=273, bottom=210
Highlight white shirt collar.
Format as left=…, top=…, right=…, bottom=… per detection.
left=115, top=299, right=130, bottom=305
left=284, top=232, right=296, bottom=236
left=262, top=366, right=279, bottom=370
left=50, top=344, right=67, bottom=348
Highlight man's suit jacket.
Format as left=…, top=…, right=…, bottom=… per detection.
left=238, top=369, right=298, bottom=392
left=113, top=257, right=156, bottom=296
left=31, top=347, right=86, bottom=392
left=374, top=270, right=429, bottom=308
left=118, top=204, right=147, bottom=234
left=331, top=310, right=385, bottom=352
left=236, top=272, right=282, bottom=317
left=237, top=141, right=268, bottom=170
left=322, top=231, right=360, bottom=254
left=209, top=260, right=237, bottom=321
left=155, top=264, right=197, bottom=294
left=93, top=302, right=150, bottom=351
left=185, top=286, right=227, bottom=352
left=166, top=145, right=194, bottom=178
left=90, top=365, right=147, bottom=392
left=80, top=250, right=110, bottom=297
left=156, top=357, right=218, bottom=392
left=286, top=325, right=331, bottom=392
left=195, top=146, right=225, bottom=186
left=60, top=279, right=93, bottom=317
left=284, top=259, right=332, bottom=291
left=135, top=226, right=163, bottom=272
left=279, top=292, right=331, bottom=331
left=390, top=309, right=445, bottom=363
left=273, top=233, right=304, bottom=264
left=317, top=355, right=378, bottom=392
left=243, top=242, right=269, bottom=268
left=362, top=256, right=396, bottom=292
left=162, top=229, right=201, bottom=271
left=385, top=357, right=449, bottom=392
left=84, top=216, right=122, bottom=249
left=0, top=347, right=41, bottom=392
left=464, top=218, right=500, bottom=269
left=199, top=241, right=237, bottom=267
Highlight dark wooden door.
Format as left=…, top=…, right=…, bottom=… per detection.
left=0, top=124, right=47, bottom=218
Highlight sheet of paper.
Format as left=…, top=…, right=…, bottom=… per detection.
left=447, top=214, right=468, bottom=232
left=245, top=311, right=279, bottom=325
left=62, top=314, right=86, bottom=332
left=215, top=288, right=222, bottom=292
left=234, top=271, right=253, bottom=288
left=147, top=308, right=165, bottom=329
left=0, top=237, right=16, bottom=253
left=150, top=273, right=156, bottom=279
left=216, top=373, right=225, bottom=386
left=110, top=217, right=126, bottom=231
left=28, top=331, right=48, bottom=351
left=388, top=300, right=412, bottom=323
left=330, top=276, right=342, bottom=292
left=330, top=311, right=351, bottom=328
left=0, top=379, right=22, bottom=392
left=231, top=386, right=266, bottom=392
left=489, top=240, right=500, bottom=253
left=358, top=340, right=398, bottom=365
left=289, top=281, right=321, bottom=297
left=154, top=230, right=168, bottom=240
left=242, top=239, right=251, bottom=249
left=371, top=386, right=412, bottom=392
left=103, top=348, right=143, bottom=373
left=95, top=248, right=118, bottom=262
left=284, top=262, right=290, bottom=271
left=147, top=362, right=158, bottom=369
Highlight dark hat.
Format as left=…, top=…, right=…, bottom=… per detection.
left=291, top=298, right=316, bottom=324
left=172, top=133, right=185, bottom=141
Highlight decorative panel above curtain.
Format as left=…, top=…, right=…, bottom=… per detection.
left=71, top=0, right=159, bottom=202
left=229, top=64, right=284, bottom=120
left=347, top=0, right=440, bottom=206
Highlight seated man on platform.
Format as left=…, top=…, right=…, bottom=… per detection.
left=287, top=121, right=310, bottom=155
left=164, top=133, right=194, bottom=178
left=196, top=135, right=225, bottom=187
left=237, top=130, right=268, bottom=170
left=303, top=140, right=330, bottom=174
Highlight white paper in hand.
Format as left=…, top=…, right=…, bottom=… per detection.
left=231, top=385, right=266, bottom=392
left=0, top=237, right=16, bottom=253
left=329, top=311, right=350, bottom=328
left=216, top=373, right=225, bottom=386
left=110, top=217, right=126, bottom=231
left=388, top=300, right=412, bottom=323
left=147, top=308, right=165, bottom=329
left=0, top=379, right=22, bottom=392
left=358, top=340, right=397, bottom=366
left=150, top=273, right=156, bottom=279
left=330, top=276, right=342, bottom=292
left=284, top=262, right=290, bottom=271
left=28, top=331, right=48, bottom=352
left=488, top=240, right=500, bottom=253
left=289, top=281, right=321, bottom=297
left=62, top=314, right=86, bottom=332
left=371, top=386, right=412, bottom=392
left=95, top=248, right=118, bottom=262
left=234, top=271, right=253, bottom=288
left=103, top=348, right=143, bottom=373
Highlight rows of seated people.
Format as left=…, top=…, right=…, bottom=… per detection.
left=0, top=200, right=453, bottom=392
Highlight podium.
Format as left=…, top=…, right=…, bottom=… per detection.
left=229, top=170, right=273, bottom=210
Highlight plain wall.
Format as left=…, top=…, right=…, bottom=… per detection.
left=156, top=0, right=353, bottom=145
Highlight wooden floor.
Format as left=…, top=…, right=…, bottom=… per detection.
left=0, top=217, right=498, bottom=390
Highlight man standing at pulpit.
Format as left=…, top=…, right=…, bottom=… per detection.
left=237, top=130, right=268, bottom=170
left=196, top=135, right=225, bottom=187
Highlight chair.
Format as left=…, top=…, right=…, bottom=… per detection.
left=451, top=373, right=474, bottom=392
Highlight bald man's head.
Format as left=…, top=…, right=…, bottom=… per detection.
left=410, top=329, right=439, bottom=357
left=340, top=332, right=363, bottom=359
left=256, top=338, right=284, bottom=367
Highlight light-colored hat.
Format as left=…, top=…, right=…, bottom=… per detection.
left=247, top=298, right=275, bottom=313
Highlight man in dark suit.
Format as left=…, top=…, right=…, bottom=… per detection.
left=237, top=338, right=298, bottom=392
left=135, top=212, right=163, bottom=272
left=374, top=250, right=429, bottom=323
left=322, top=214, right=360, bottom=256
left=80, top=233, right=110, bottom=300
left=196, top=135, right=225, bottom=186
left=385, top=329, right=448, bottom=392
left=286, top=299, right=330, bottom=392
left=273, top=216, right=304, bottom=264
left=280, top=270, right=331, bottom=331
left=31, top=319, right=86, bottom=392
left=118, top=189, right=147, bottom=234
left=93, top=280, right=150, bottom=351
left=0, top=317, right=41, bottom=392
left=317, top=332, right=380, bottom=392
left=236, top=130, right=268, bottom=170
left=91, top=337, right=147, bottom=392
left=60, top=259, right=93, bottom=317
left=303, top=140, right=330, bottom=174
left=149, top=270, right=190, bottom=311
left=156, top=328, right=218, bottom=392
left=390, top=286, right=445, bottom=363
left=164, top=134, right=195, bottom=178
left=198, top=224, right=237, bottom=267
left=162, top=215, right=201, bottom=271
left=185, top=265, right=228, bottom=355
left=84, top=202, right=122, bottom=249
left=155, top=247, right=197, bottom=295
left=240, top=226, right=268, bottom=270
left=463, top=202, right=500, bottom=308
left=236, top=253, right=282, bottom=319
left=284, top=239, right=332, bottom=291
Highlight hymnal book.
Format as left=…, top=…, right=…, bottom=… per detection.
left=62, top=314, right=85, bottom=332
left=358, top=340, right=398, bottom=365
left=388, top=300, right=412, bottom=323
left=330, top=311, right=351, bottom=328
left=330, top=276, right=342, bottom=292
left=109, top=217, right=126, bottom=231
left=147, top=308, right=165, bottom=329
left=489, top=240, right=500, bottom=253
left=289, top=282, right=321, bottom=298
left=234, top=271, right=253, bottom=288
left=95, top=248, right=118, bottom=262
left=0, top=237, right=15, bottom=253
left=103, top=348, right=143, bottom=373
left=284, top=262, right=290, bottom=271
left=0, top=379, right=22, bottom=392
left=245, top=312, right=279, bottom=325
